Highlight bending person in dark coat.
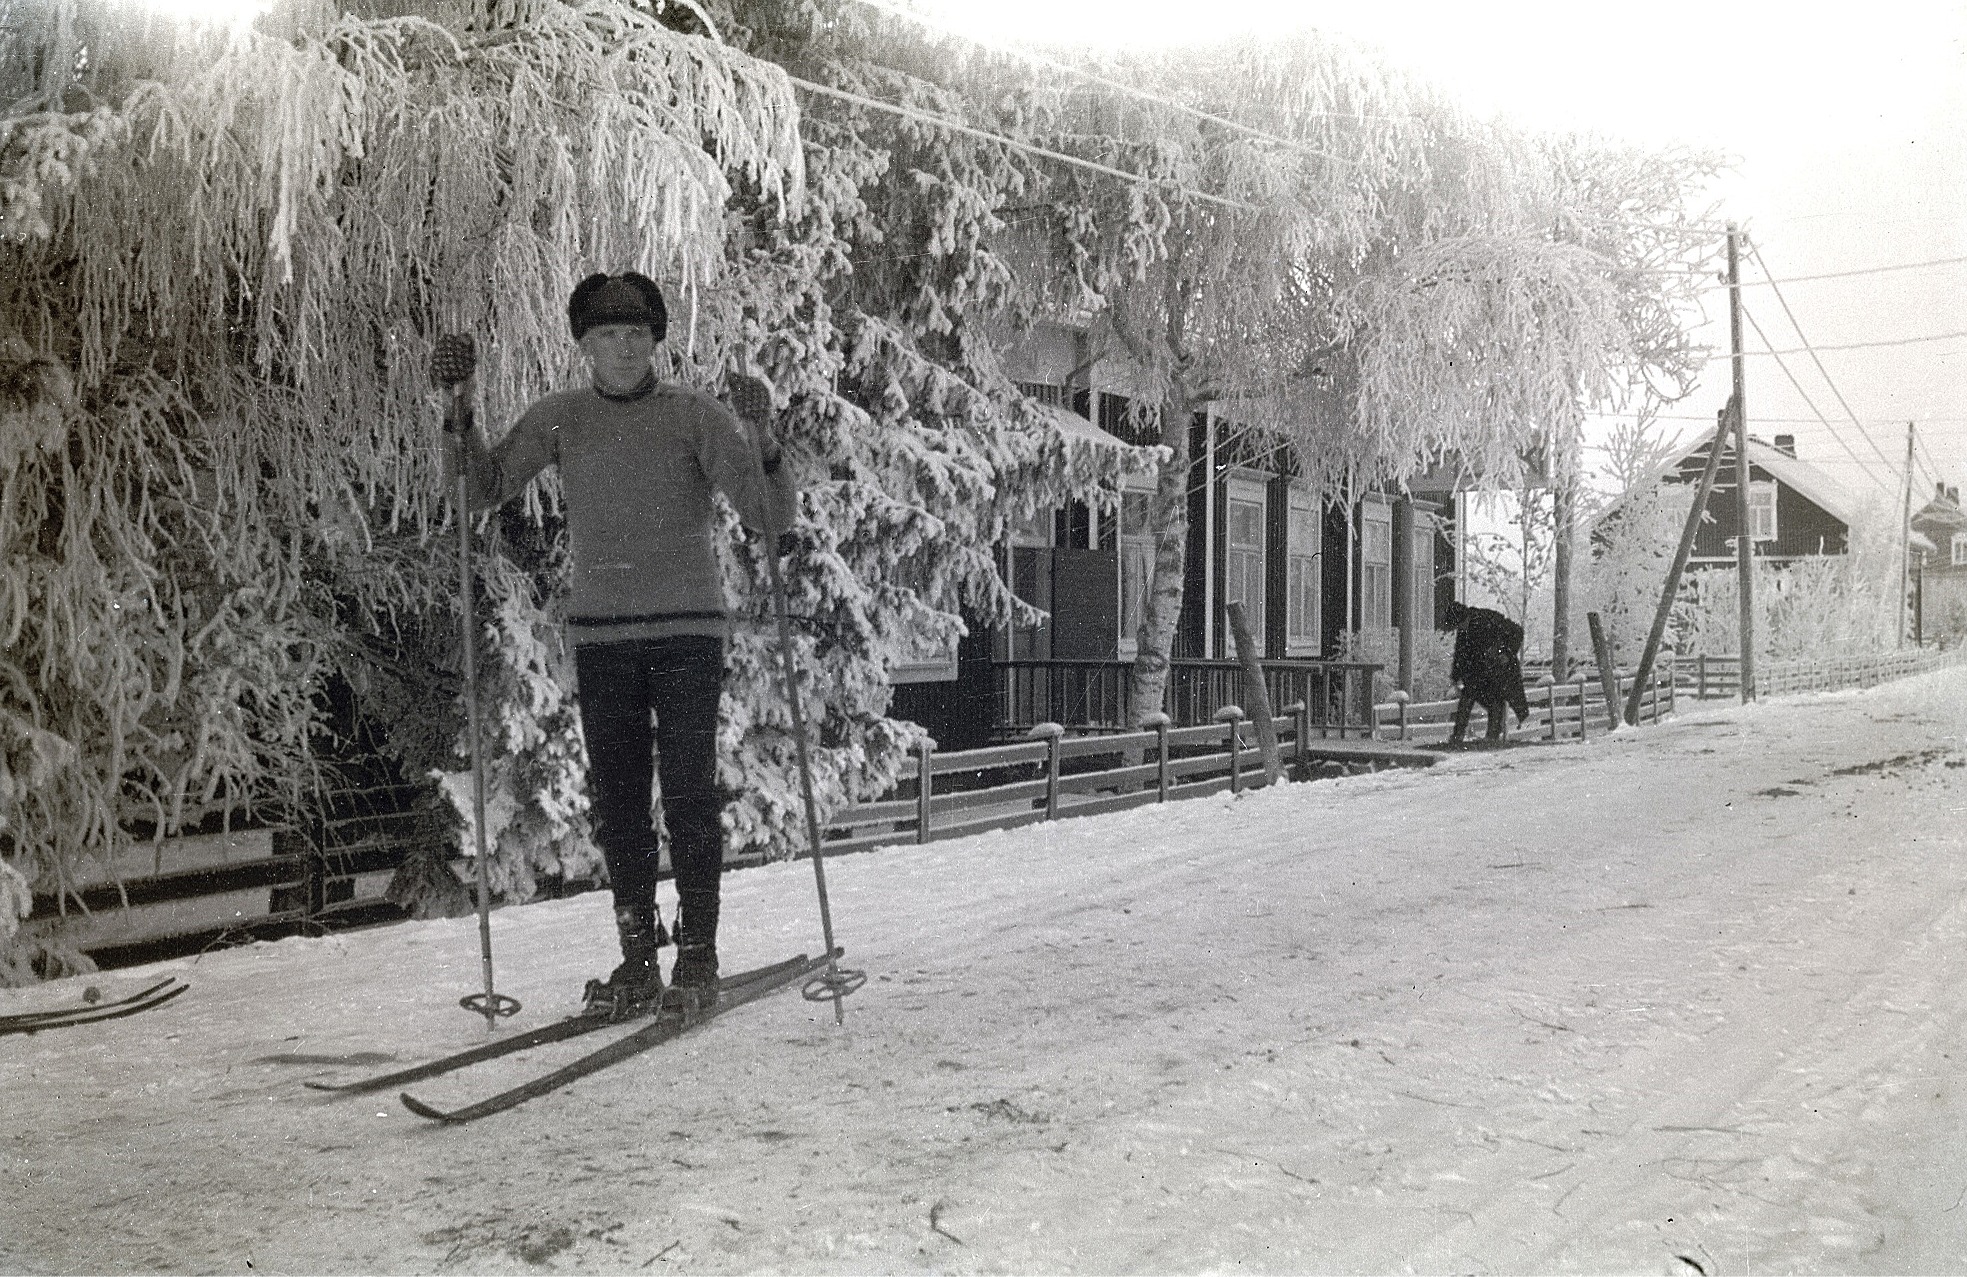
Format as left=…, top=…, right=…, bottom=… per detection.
left=1444, top=600, right=1531, bottom=743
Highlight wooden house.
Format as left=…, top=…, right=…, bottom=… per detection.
left=1601, top=432, right=1854, bottom=565
left=1910, top=483, right=1967, bottom=642
left=1686, top=433, right=1851, bottom=564
left=888, top=322, right=1446, bottom=746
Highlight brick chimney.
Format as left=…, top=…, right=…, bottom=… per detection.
left=1772, top=434, right=1797, bottom=457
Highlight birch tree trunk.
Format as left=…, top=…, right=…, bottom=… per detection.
left=1129, top=398, right=1194, bottom=726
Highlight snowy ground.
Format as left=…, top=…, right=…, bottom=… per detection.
left=8, top=667, right=1967, bottom=1275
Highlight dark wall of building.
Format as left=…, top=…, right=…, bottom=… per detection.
left=886, top=623, right=998, bottom=752
left=1174, top=412, right=1210, bottom=660
left=1321, top=501, right=1350, bottom=657
left=1673, top=446, right=1849, bottom=562
left=1432, top=506, right=1458, bottom=627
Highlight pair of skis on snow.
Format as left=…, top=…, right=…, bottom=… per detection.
left=307, top=949, right=839, bottom=1123
left=0, top=976, right=188, bottom=1036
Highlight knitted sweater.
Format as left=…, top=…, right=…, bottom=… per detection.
left=471, top=380, right=797, bottom=646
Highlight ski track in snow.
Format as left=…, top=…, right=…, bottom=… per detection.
left=7, top=670, right=1967, bottom=1274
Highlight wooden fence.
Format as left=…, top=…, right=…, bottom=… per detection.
left=24, top=780, right=431, bottom=969
left=812, top=700, right=1430, bottom=859
left=1370, top=663, right=1677, bottom=745
left=1677, top=647, right=1962, bottom=700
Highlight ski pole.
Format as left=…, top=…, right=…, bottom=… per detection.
left=433, top=334, right=520, bottom=1030
left=727, top=372, right=865, bottom=1024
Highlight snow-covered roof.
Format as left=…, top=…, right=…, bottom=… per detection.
left=1029, top=400, right=1126, bottom=450
left=1593, top=435, right=1858, bottom=530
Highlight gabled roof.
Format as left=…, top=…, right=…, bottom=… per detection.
left=1593, top=434, right=1858, bottom=530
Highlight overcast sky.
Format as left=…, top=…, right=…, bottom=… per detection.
left=924, top=0, right=1967, bottom=514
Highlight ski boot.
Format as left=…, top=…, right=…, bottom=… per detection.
left=583, top=903, right=666, bottom=1021
left=663, top=943, right=719, bottom=1016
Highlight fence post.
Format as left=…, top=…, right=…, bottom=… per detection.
left=1391, top=690, right=1410, bottom=741
left=1541, top=675, right=1558, bottom=740
left=1214, top=705, right=1246, bottom=794
left=1698, top=653, right=1708, bottom=699
left=1026, top=722, right=1065, bottom=821
left=1142, top=711, right=1172, bottom=802
left=915, top=737, right=935, bottom=845
left=1575, top=673, right=1590, bottom=739
left=1277, top=701, right=1306, bottom=775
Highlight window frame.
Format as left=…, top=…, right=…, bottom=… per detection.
left=1359, top=497, right=1394, bottom=633
left=1116, top=482, right=1157, bottom=659
left=1748, top=480, right=1779, bottom=543
left=1284, top=482, right=1321, bottom=657
left=1222, top=470, right=1269, bottom=647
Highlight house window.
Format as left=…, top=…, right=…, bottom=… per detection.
left=1285, top=485, right=1320, bottom=655
left=1953, top=533, right=1967, bottom=567
left=1749, top=481, right=1778, bottom=542
left=1118, top=487, right=1155, bottom=656
left=1408, top=508, right=1436, bottom=633
left=1224, top=476, right=1267, bottom=642
left=1003, top=507, right=1052, bottom=660
left=1360, top=502, right=1393, bottom=631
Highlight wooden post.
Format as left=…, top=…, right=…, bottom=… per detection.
left=1214, top=705, right=1245, bottom=793
left=1225, top=602, right=1282, bottom=786
left=1697, top=653, right=1708, bottom=700
left=1391, top=690, right=1410, bottom=741
left=1586, top=612, right=1620, bottom=733
left=1543, top=675, right=1558, bottom=741
left=1575, top=672, right=1590, bottom=739
left=915, top=737, right=934, bottom=844
left=1143, top=711, right=1172, bottom=802
left=1278, top=700, right=1306, bottom=774
left=1901, top=423, right=1914, bottom=648
left=1393, top=498, right=1415, bottom=693
left=1626, top=406, right=1732, bottom=724
left=1027, top=722, right=1064, bottom=821
left=1728, top=224, right=1755, bottom=702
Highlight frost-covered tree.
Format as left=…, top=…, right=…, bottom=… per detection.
left=0, top=0, right=804, bottom=977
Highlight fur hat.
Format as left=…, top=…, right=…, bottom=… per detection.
left=568, top=272, right=667, bottom=341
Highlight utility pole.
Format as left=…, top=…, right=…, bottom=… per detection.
left=1901, top=421, right=1915, bottom=647
left=1552, top=432, right=1574, bottom=683
left=1727, top=224, right=1754, bottom=702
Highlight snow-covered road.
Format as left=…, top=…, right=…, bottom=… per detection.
left=8, top=667, right=1967, bottom=1274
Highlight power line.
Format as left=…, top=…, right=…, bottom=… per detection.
left=1745, top=254, right=1967, bottom=286
left=789, top=77, right=1253, bottom=211
left=843, top=0, right=1380, bottom=163
left=1589, top=413, right=1967, bottom=423
left=1739, top=306, right=1895, bottom=498
left=1747, top=242, right=1905, bottom=478
left=1590, top=413, right=1967, bottom=425
left=1739, top=329, right=1967, bottom=356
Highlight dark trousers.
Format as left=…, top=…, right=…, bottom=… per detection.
left=1451, top=686, right=1510, bottom=741
left=574, top=636, right=726, bottom=947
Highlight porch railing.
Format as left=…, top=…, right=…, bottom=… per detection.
left=991, top=657, right=1381, bottom=736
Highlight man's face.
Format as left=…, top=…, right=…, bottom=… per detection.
left=580, top=323, right=657, bottom=393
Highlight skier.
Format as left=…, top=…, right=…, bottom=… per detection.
left=445, top=272, right=797, bottom=1018
left=1444, top=599, right=1531, bottom=744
